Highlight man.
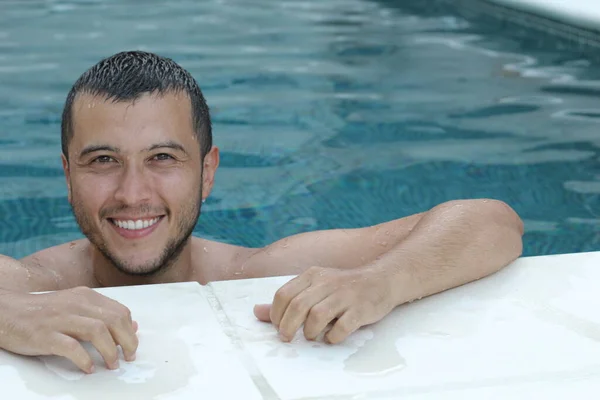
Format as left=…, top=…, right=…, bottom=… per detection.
left=0, top=51, right=524, bottom=375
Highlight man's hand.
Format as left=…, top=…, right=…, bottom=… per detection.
left=0, top=287, right=139, bottom=374
left=253, top=266, right=396, bottom=344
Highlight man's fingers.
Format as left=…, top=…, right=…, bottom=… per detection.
left=253, top=304, right=272, bottom=322
left=49, top=334, right=95, bottom=374
left=277, top=286, right=331, bottom=342
left=270, top=276, right=311, bottom=328
left=103, top=313, right=139, bottom=362
left=84, top=289, right=135, bottom=330
left=132, top=320, right=139, bottom=333
left=325, top=311, right=361, bottom=344
left=303, top=297, right=346, bottom=341
left=82, top=297, right=138, bottom=362
left=65, top=317, right=120, bottom=370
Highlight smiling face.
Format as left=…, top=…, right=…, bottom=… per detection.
left=62, top=92, right=218, bottom=276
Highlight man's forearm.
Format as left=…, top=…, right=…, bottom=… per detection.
left=370, top=199, right=524, bottom=306
left=0, top=254, right=59, bottom=293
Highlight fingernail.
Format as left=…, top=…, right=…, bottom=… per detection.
left=126, top=354, right=136, bottom=362
left=110, top=361, right=120, bottom=370
left=89, top=365, right=95, bottom=374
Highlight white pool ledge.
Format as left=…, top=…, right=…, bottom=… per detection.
left=487, top=0, right=600, bottom=32
left=2, top=251, right=600, bottom=399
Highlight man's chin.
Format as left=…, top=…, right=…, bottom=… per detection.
left=94, top=232, right=191, bottom=278
left=106, top=253, right=167, bottom=277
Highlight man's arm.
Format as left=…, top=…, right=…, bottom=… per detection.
left=11, top=240, right=95, bottom=293
left=239, top=212, right=425, bottom=279
left=0, top=254, right=61, bottom=293
left=246, top=199, right=522, bottom=282
left=359, top=198, right=523, bottom=305
left=0, top=253, right=139, bottom=373
left=250, top=199, right=524, bottom=342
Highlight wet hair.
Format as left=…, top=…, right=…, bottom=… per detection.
left=61, top=50, right=212, bottom=161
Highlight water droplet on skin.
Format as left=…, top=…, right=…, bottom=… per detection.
left=384, top=231, right=390, bottom=236
left=379, top=241, right=388, bottom=247
left=203, top=247, right=208, bottom=253
left=69, top=242, right=76, bottom=249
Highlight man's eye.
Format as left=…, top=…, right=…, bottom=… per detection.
left=153, top=153, right=174, bottom=161
left=93, top=155, right=114, bottom=163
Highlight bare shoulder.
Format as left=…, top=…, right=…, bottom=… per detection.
left=190, top=237, right=258, bottom=283
left=20, top=239, right=95, bottom=289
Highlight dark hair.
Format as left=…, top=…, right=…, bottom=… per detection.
left=61, top=50, right=212, bottom=161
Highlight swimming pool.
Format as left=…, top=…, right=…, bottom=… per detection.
left=1, top=0, right=600, bottom=259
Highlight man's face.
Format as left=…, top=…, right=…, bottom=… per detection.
left=63, top=92, right=216, bottom=276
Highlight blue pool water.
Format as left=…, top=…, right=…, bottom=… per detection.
left=1, top=0, right=600, bottom=259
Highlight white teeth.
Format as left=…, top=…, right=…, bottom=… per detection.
left=112, top=217, right=159, bottom=231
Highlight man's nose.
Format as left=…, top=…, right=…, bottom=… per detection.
left=113, top=164, right=152, bottom=206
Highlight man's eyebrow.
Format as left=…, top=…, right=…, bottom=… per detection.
left=79, top=144, right=120, bottom=158
left=146, top=141, right=188, bottom=155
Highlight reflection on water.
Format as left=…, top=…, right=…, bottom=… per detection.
left=1, top=0, right=600, bottom=258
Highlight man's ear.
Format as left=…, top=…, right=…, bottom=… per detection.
left=201, top=146, right=220, bottom=202
left=61, top=153, right=72, bottom=204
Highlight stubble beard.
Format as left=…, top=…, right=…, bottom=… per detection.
left=70, top=187, right=202, bottom=278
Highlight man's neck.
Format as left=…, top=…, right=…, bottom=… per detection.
left=91, top=243, right=196, bottom=288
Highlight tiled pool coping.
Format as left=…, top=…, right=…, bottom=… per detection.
left=4, top=251, right=600, bottom=399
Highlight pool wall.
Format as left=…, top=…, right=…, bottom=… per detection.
left=454, top=0, right=600, bottom=47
